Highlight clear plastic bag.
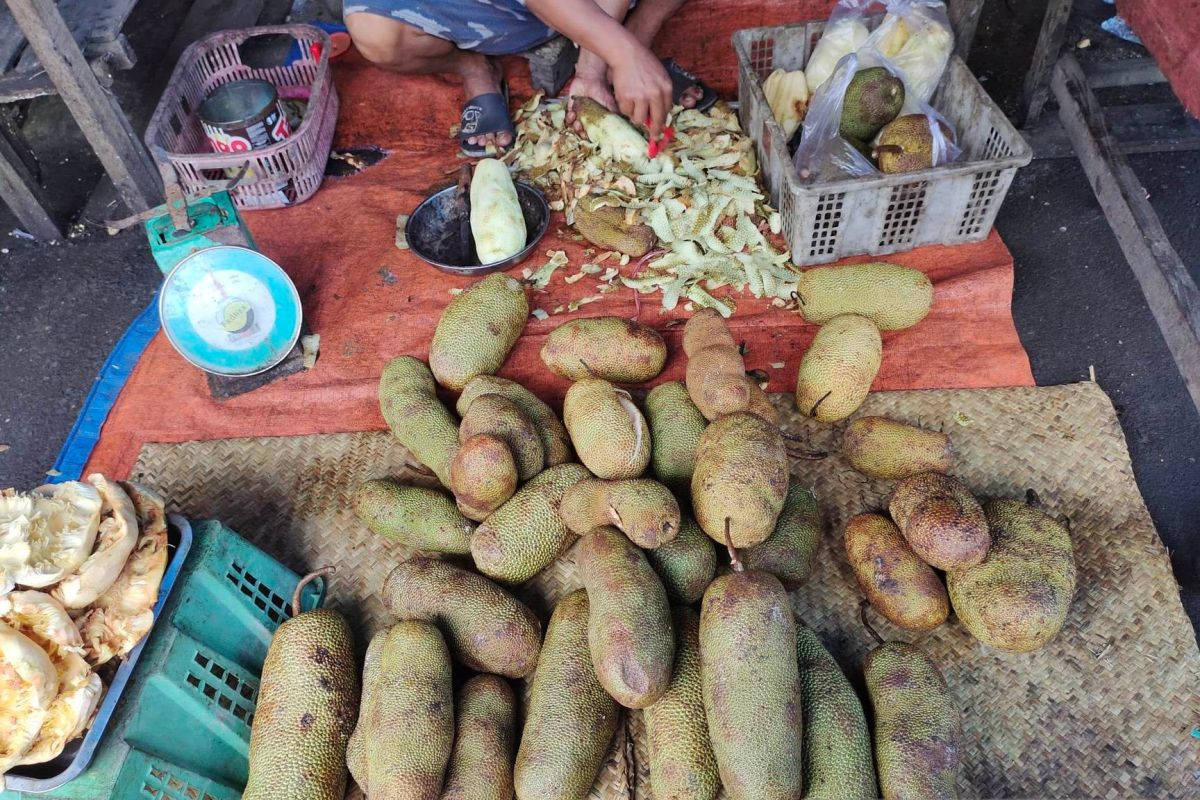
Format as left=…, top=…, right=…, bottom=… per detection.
left=863, top=0, right=954, bottom=107
left=804, top=0, right=874, bottom=94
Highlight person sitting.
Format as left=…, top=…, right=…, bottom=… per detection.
left=343, top=0, right=716, bottom=156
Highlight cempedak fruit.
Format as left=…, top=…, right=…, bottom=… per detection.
left=842, top=416, right=952, bottom=480
left=946, top=493, right=1076, bottom=652
left=844, top=512, right=949, bottom=632
left=471, top=158, right=526, bottom=263
left=244, top=570, right=359, bottom=800
left=741, top=483, right=822, bottom=589
left=381, top=557, right=542, bottom=678
left=459, top=393, right=545, bottom=481
left=515, top=590, right=621, bottom=800
left=540, top=316, right=666, bottom=383
left=563, top=379, right=651, bottom=480
left=441, top=674, right=516, bottom=800
left=429, top=273, right=529, bottom=391
left=353, top=478, right=475, bottom=554
left=644, top=515, right=718, bottom=605
left=795, top=625, right=877, bottom=799
left=560, top=478, right=680, bottom=548
left=874, top=114, right=956, bottom=174
left=471, top=463, right=592, bottom=584
left=796, top=262, right=934, bottom=331
left=578, top=526, right=674, bottom=708
left=643, top=606, right=720, bottom=800
left=645, top=381, right=707, bottom=495
left=457, top=375, right=573, bottom=466
left=692, top=411, right=789, bottom=548
left=683, top=308, right=751, bottom=421
left=795, top=314, right=882, bottom=423
left=572, top=197, right=658, bottom=257
left=889, top=472, right=989, bottom=570
left=839, top=67, right=904, bottom=142
left=450, top=434, right=519, bottom=521
left=378, top=356, right=461, bottom=488
left=347, top=621, right=453, bottom=800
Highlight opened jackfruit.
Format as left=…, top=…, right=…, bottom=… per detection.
left=0, top=619, right=58, bottom=772
left=471, top=158, right=527, bottom=264
left=762, top=68, right=809, bottom=140
left=51, top=475, right=138, bottom=609
left=0, top=481, right=102, bottom=593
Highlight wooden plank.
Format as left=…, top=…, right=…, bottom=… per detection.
left=947, top=0, right=985, bottom=62
left=1027, top=101, right=1200, bottom=159
left=0, top=66, right=55, bottom=100
left=14, top=0, right=139, bottom=72
left=0, top=127, right=61, bottom=240
left=0, top=6, right=28, bottom=72
left=1085, top=56, right=1166, bottom=90
left=1022, top=0, right=1073, bottom=126
left=1052, top=54, right=1200, bottom=414
left=5, top=0, right=161, bottom=212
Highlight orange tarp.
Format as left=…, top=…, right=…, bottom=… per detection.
left=84, top=0, right=1033, bottom=479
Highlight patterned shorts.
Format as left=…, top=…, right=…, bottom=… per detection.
left=343, top=0, right=559, bottom=56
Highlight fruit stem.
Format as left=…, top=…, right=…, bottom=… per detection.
left=807, top=390, right=832, bottom=418
left=724, top=518, right=743, bottom=573
left=859, top=600, right=884, bottom=645
left=292, top=566, right=336, bottom=617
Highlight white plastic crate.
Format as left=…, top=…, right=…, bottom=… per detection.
left=733, top=19, right=1031, bottom=265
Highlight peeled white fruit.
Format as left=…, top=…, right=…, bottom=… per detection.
left=0, top=620, right=59, bottom=772
left=0, top=491, right=36, bottom=595
left=78, top=483, right=169, bottom=666
left=470, top=158, right=527, bottom=264
left=51, top=476, right=138, bottom=610
left=805, top=17, right=870, bottom=92
left=0, top=482, right=103, bottom=594
left=0, top=591, right=101, bottom=767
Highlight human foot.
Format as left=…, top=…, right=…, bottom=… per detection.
left=460, top=57, right=514, bottom=152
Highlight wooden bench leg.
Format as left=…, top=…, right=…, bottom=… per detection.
left=1052, top=54, right=1200, bottom=414
left=1023, top=0, right=1073, bottom=127
left=947, top=0, right=985, bottom=62
left=5, top=0, right=161, bottom=214
left=0, top=127, right=61, bottom=240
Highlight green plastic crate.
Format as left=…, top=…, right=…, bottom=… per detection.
left=3, top=519, right=324, bottom=799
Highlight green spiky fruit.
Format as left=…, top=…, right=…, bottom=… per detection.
left=889, top=472, right=989, bottom=570
left=429, top=273, right=529, bottom=391
left=560, top=478, right=680, bottom=548
left=541, top=316, right=666, bottom=383
left=441, top=675, right=516, bottom=800
left=741, top=483, right=822, bottom=589
left=577, top=526, right=675, bottom=708
left=796, top=262, right=934, bottom=331
left=378, top=356, right=461, bottom=488
left=353, top=478, right=474, bottom=554
left=795, top=314, right=882, bottom=424
left=563, top=379, right=651, bottom=480
left=515, top=590, right=621, bottom=800
left=844, top=512, right=949, bottom=632
left=842, top=416, right=952, bottom=480
left=645, top=381, right=708, bottom=494
left=381, top=557, right=542, bottom=678
left=457, top=375, right=573, bottom=465
left=450, top=434, right=519, bottom=521
left=645, top=515, right=718, bottom=605
left=459, top=393, right=545, bottom=481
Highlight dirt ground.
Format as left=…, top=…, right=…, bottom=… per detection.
left=0, top=0, right=1196, bottom=627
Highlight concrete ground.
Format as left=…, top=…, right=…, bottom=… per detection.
left=0, top=0, right=1196, bottom=626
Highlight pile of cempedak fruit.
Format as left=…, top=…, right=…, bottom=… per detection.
left=242, top=272, right=1077, bottom=800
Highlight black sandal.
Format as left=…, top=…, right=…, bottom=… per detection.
left=459, top=81, right=513, bottom=157
left=661, top=58, right=717, bottom=111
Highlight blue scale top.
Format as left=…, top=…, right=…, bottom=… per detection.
left=159, top=246, right=302, bottom=376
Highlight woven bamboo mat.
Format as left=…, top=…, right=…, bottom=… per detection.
left=131, top=382, right=1200, bottom=799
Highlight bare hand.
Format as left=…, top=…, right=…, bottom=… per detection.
left=609, top=43, right=673, bottom=138
left=566, top=74, right=618, bottom=133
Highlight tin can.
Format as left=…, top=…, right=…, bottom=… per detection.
left=199, top=79, right=291, bottom=154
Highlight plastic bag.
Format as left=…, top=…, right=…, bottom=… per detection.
left=863, top=0, right=954, bottom=107
left=804, top=0, right=873, bottom=94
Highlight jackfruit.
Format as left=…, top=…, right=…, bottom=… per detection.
left=578, top=526, right=674, bottom=708
left=874, top=114, right=956, bottom=174
left=574, top=96, right=652, bottom=170
left=645, top=515, right=718, bottom=604
left=741, top=483, right=821, bottom=589
left=865, top=640, right=960, bottom=800
left=471, top=463, right=592, bottom=584
left=763, top=68, right=809, bottom=140
left=52, top=475, right=138, bottom=609
left=745, top=374, right=782, bottom=425
left=795, top=625, right=877, bottom=799
left=805, top=17, right=869, bottom=92
left=241, top=571, right=360, bottom=800
left=795, top=262, right=934, bottom=331
left=683, top=308, right=751, bottom=421
left=0, top=481, right=101, bottom=593
left=0, top=619, right=58, bottom=772
left=645, top=380, right=707, bottom=495
left=471, top=158, right=526, bottom=264
left=457, top=375, right=573, bottom=466
left=540, top=316, right=666, bottom=383
left=450, top=435, right=519, bottom=521
left=353, top=478, right=475, bottom=553
left=844, top=513, right=948, bottom=632
left=514, top=590, right=620, bottom=800
left=842, top=416, right=952, bottom=479
left=839, top=67, right=904, bottom=143
left=379, top=356, right=461, bottom=488
left=700, top=558, right=803, bottom=800
left=947, top=494, right=1077, bottom=652
left=873, top=13, right=912, bottom=58
left=889, top=472, right=989, bottom=570
left=441, top=674, right=516, bottom=800
left=573, top=196, right=657, bottom=257
left=459, top=393, right=544, bottom=481
left=563, top=379, right=651, bottom=480
left=560, top=478, right=680, bottom=548
left=795, top=314, right=882, bottom=423
left=429, top=272, right=529, bottom=391
left=891, top=15, right=954, bottom=103
left=346, top=621, right=452, bottom=800
left=643, top=606, right=719, bottom=800
left=692, top=411, right=789, bottom=548
left=381, top=557, right=542, bottom=678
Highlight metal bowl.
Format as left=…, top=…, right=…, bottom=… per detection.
left=406, top=180, right=550, bottom=276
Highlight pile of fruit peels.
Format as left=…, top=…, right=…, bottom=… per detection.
left=504, top=94, right=800, bottom=317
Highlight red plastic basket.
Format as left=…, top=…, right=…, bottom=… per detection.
left=145, top=24, right=339, bottom=210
